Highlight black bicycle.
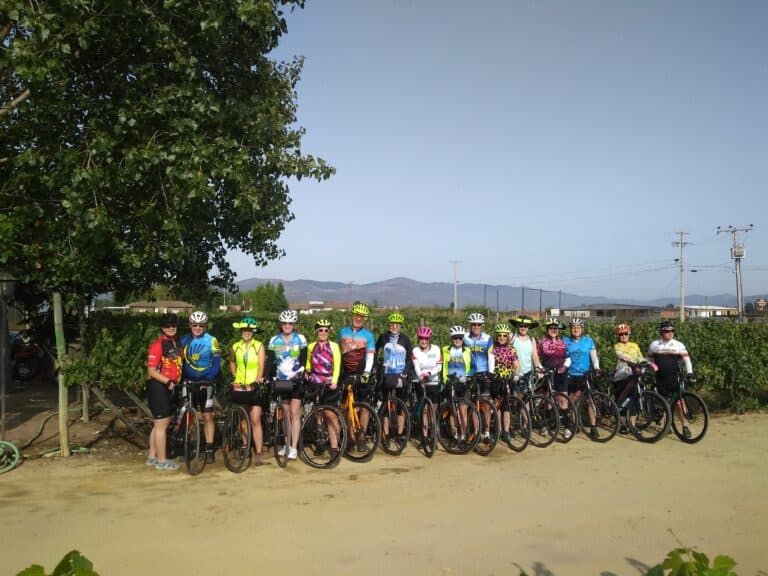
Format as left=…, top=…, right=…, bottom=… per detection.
left=492, top=375, right=531, bottom=452
left=299, top=381, right=348, bottom=469
left=655, top=371, right=709, bottom=444
left=407, top=379, right=437, bottom=458
left=536, top=368, right=578, bottom=443
left=221, top=386, right=253, bottom=473
left=436, top=375, right=480, bottom=454
left=167, top=380, right=210, bottom=475
left=572, top=371, right=620, bottom=443
left=470, top=374, right=500, bottom=457
left=378, top=375, right=411, bottom=456
left=518, top=372, right=559, bottom=448
left=618, top=361, right=672, bottom=443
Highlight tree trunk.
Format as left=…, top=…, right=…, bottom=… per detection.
left=79, top=296, right=90, bottom=422
left=53, top=291, right=71, bottom=457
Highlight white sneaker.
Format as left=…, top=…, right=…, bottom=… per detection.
left=288, top=447, right=298, bottom=460
left=563, top=428, right=573, bottom=439
left=481, top=432, right=491, bottom=441
left=277, top=446, right=287, bottom=457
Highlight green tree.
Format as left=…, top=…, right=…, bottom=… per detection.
left=243, top=281, right=288, bottom=312
left=1, top=0, right=333, bottom=304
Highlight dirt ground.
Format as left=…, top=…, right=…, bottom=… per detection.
left=2, top=383, right=767, bottom=576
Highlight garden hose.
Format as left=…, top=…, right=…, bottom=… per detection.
left=0, top=440, right=22, bottom=474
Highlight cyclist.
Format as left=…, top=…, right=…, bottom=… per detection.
left=647, top=319, right=695, bottom=439
left=442, top=325, right=472, bottom=445
left=564, top=318, right=600, bottom=439
left=464, top=312, right=495, bottom=441
left=510, top=315, right=543, bottom=380
left=412, top=325, right=442, bottom=445
left=375, top=312, right=414, bottom=447
left=491, top=323, right=521, bottom=443
left=338, top=302, right=376, bottom=451
left=229, top=317, right=267, bottom=465
left=537, top=318, right=572, bottom=435
left=266, top=310, right=307, bottom=461
left=146, top=313, right=183, bottom=471
left=305, top=319, right=343, bottom=457
left=180, top=310, right=221, bottom=464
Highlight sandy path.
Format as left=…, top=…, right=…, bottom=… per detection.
left=2, top=413, right=767, bottom=576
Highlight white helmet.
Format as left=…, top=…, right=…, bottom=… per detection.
left=468, top=312, right=485, bottom=324
left=450, top=325, right=466, bottom=337
left=569, top=318, right=585, bottom=327
left=188, top=310, right=208, bottom=325
left=278, top=309, right=298, bottom=323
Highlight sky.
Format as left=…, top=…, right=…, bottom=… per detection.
left=228, top=0, right=768, bottom=300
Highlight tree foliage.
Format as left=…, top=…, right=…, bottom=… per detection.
left=241, top=281, right=288, bottom=312
left=1, top=0, right=333, bottom=304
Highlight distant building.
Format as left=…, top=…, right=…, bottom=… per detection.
left=683, top=305, right=738, bottom=318
left=292, top=300, right=349, bottom=314
left=126, top=300, right=195, bottom=315
left=560, top=304, right=665, bottom=322
left=755, top=298, right=768, bottom=313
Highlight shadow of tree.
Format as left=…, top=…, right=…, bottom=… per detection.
left=626, top=557, right=653, bottom=574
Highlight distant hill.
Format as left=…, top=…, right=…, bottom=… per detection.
left=234, top=276, right=748, bottom=310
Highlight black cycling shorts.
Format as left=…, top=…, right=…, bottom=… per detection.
left=187, top=382, right=215, bottom=413
left=474, top=373, right=492, bottom=398
left=424, top=384, right=441, bottom=404
left=147, top=379, right=173, bottom=419
left=552, top=371, right=569, bottom=394
left=231, top=387, right=268, bottom=409
left=568, top=374, right=587, bottom=395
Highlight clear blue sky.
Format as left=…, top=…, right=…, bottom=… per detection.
left=228, top=0, right=768, bottom=300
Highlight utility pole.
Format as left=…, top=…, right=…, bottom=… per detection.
left=673, top=232, right=691, bottom=323
left=520, top=286, right=525, bottom=314
left=449, top=260, right=461, bottom=314
left=717, top=225, right=754, bottom=320
left=538, top=288, right=543, bottom=319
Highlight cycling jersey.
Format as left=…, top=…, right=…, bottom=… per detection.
left=442, top=345, right=471, bottom=381
left=180, top=332, right=221, bottom=382
left=375, top=332, right=413, bottom=376
left=306, top=341, right=342, bottom=385
left=492, top=343, right=518, bottom=378
left=647, top=338, right=692, bottom=389
left=613, top=341, right=644, bottom=382
left=147, top=334, right=182, bottom=382
left=268, top=332, right=307, bottom=380
left=412, top=344, right=442, bottom=385
left=231, top=339, right=263, bottom=389
left=338, top=326, right=375, bottom=375
left=564, top=335, right=596, bottom=376
left=511, top=335, right=536, bottom=374
left=464, top=332, right=495, bottom=375
left=537, top=336, right=567, bottom=371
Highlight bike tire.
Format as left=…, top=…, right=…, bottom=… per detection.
left=576, top=391, right=619, bottom=443
left=344, top=402, right=381, bottom=463
left=379, top=397, right=411, bottom=456
left=184, top=407, right=206, bottom=476
left=473, top=399, right=499, bottom=456
left=421, top=397, right=437, bottom=458
left=299, top=405, right=348, bottom=469
left=627, top=390, right=671, bottom=443
left=273, top=404, right=290, bottom=467
left=529, top=395, right=559, bottom=448
left=502, top=396, right=531, bottom=452
left=671, top=391, right=709, bottom=444
left=554, top=392, right=577, bottom=443
left=437, top=399, right=480, bottom=454
left=222, top=405, right=252, bottom=473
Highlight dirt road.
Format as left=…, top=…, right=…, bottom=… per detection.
left=3, top=413, right=766, bottom=575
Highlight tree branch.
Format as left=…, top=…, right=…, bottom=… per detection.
left=0, top=88, right=31, bottom=117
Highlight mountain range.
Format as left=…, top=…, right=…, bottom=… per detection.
left=236, top=276, right=757, bottom=310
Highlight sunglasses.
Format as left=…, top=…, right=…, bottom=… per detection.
left=190, top=323, right=206, bottom=328
left=497, top=334, right=509, bottom=337
left=661, top=329, right=675, bottom=333
left=162, top=324, right=177, bottom=329
left=316, top=328, right=330, bottom=333
left=618, top=333, right=630, bottom=336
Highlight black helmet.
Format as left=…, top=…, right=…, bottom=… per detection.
left=160, top=313, right=178, bottom=328
left=510, top=315, right=539, bottom=329
left=658, top=319, right=675, bottom=332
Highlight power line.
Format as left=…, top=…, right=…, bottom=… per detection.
left=717, top=225, right=755, bottom=319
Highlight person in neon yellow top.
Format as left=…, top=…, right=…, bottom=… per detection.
left=229, top=317, right=267, bottom=465
left=442, top=325, right=472, bottom=446
left=304, top=319, right=343, bottom=456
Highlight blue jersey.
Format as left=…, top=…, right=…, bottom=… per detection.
left=268, top=332, right=308, bottom=380
left=376, top=332, right=413, bottom=376
left=564, top=335, right=596, bottom=376
left=180, top=332, right=221, bottom=382
left=464, top=332, right=493, bottom=375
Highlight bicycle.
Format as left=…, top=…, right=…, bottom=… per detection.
left=340, top=374, right=381, bottom=462
left=407, top=378, right=437, bottom=458
left=436, top=375, right=480, bottom=454
left=536, top=368, right=578, bottom=443
left=167, top=379, right=211, bottom=475
left=492, top=376, right=531, bottom=452
left=470, top=374, right=500, bottom=456
left=299, top=381, right=348, bottom=469
left=617, top=361, right=672, bottom=443
left=518, top=371, right=559, bottom=448
left=572, top=371, right=620, bottom=443
left=221, top=386, right=253, bottom=473
left=267, top=379, right=296, bottom=467
left=378, top=375, right=411, bottom=456
left=655, top=371, right=709, bottom=444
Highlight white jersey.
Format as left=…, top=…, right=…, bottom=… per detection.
left=412, top=344, right=442, bottom=385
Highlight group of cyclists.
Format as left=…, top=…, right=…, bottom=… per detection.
left=144, top=302, right=696, bottom=471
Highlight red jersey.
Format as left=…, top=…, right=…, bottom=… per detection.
left=147, top=335, right=182, bottom=381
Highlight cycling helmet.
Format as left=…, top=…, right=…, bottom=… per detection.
left=449, top=325, right=466, bottom=337
left=233, top=317, right=259, bottom=330
left=314, top=318, right=332, bottom=329
left=494, top=323, right=512, bottom=335
left=659, top=319, right=675, bottom=332
left=415, top=326, right=433, bottom=339
left=614, top=323, right=631, bottom=335
left=510, top=315, right=539, bottom=329
left=387, top=312, right=405, bottom=324
left=543, top=318, right=563, bottom=330
left=351, top=302, right=370, bottom=317
left=569, top=318, right=585, bottom=327
left=160, top=313, right=178, bottom=328
left=188, top=310, right=208, bottom=325
left=278, top=309, right=298, bottom=323
left=467, top=312, right=485, bottom=324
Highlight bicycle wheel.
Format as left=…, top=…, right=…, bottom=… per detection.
left=344, top=402, right=381, bottom=463
left=183, top=407, right=206, bottom=476
left=0, top=440, right=22, bottom=474
left=222, top=405, right=252, bottom=473
left=576, top=391, right=619, bottom=443
left=528, top=395, right=559, bottom=448
left=273, top=404, right=290, bottom=467
left=421, top=397, right=437, bottom=458
left=437, top=399, right=480, bottom=454
left=473, top=399, right=499, bottom=456
left=502, top=397, right=531, bottom=453
left=627, top=390, right=671, bottom=443
left=554, top=392, right=577, bottom=443
left=299, top=405, right=348, bottom=469
left=670, top=391, right=709, bottom=444
left=379, top=397, right=411, bottom=456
